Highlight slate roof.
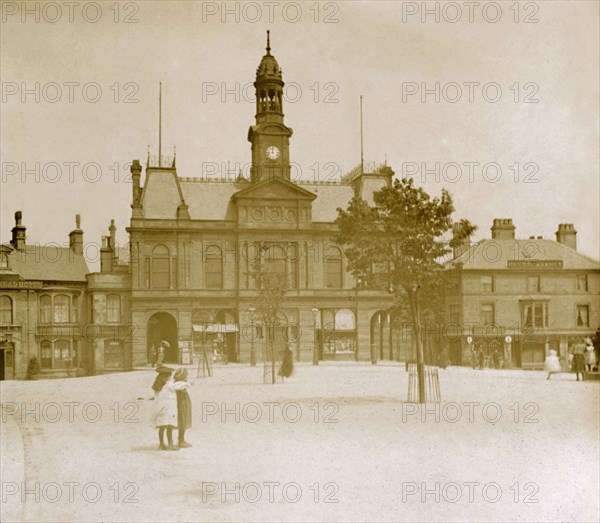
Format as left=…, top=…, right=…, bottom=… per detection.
left=0, top=244, right=89, bottom=282
left=450, top=239, right=600, bottom=271
left=140, top=170, right=355, bottom=223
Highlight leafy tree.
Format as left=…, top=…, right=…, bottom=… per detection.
left=336, top=177, right=476, bottom=402
left=250, top=244, right=288, bottom=384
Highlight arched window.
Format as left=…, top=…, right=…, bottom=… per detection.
left=152, top=245, right=170, bottom=289
left=205, top=245, right=223, bottom=289
left=264, top=245, right=287, bottom=288
left=40, top=295, right=52, bottom=324
left=40, top=340, right=52, bottom=369
left=53, top=295, right=70, bottom=323
left=71, top=295, right=79, bottom=323
left=0, top=295, right=13, bottom=324
left=0, top=253, right=8, bottom=269
left=0, top=296, right=12, bottom=323
left=325, top=247, right=343, bottom=289
left=107, top=294, right=121, bottom=323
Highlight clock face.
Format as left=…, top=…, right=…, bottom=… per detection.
left=265, top=146, right=280, bottom=161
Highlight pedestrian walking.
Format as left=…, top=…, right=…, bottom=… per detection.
left=478, top=348, right=484, bottom=370
left=492, top=348, right=500, bottom=369
left=152, top=370, right=179, bottom=451
left=278, top=345, right=294, bottom=382
left=173, top=368, right=192, bottom=448
left=570, top=338, right=586, bottom=381
left=544, top=349, right=562, bottom=380
left=156, top=340, right=169, bottom=367
left=584, top=343, right=596, bottom=372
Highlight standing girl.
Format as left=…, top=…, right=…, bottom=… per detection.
left=152, top=371, right=179, bottom=451
left=173, top=368, right=193, bottom=448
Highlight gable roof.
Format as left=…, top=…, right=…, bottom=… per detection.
left=451, top=239, right=600, bottom=271
left=232, top=177, right=317, bottom=201
left=1, top=244, right=89, bottom=282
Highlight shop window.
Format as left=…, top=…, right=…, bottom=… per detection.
left=107, top=294, right=121, bottom=324
left=205, top=245, right=223, bottom=289
left=576, top=305, right=589, bottom=327
left=0, top=295, right=13, bottom=324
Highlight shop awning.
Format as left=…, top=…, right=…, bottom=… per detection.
left=192, top=324, right=238, bottom=333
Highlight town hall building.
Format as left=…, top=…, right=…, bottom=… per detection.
left=1, top=35, right=598, bottom=379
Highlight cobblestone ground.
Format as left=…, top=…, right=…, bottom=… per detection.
left=1, top=363, right=599, bottom=522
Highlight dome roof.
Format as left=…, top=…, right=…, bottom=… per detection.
left=255, top=31, right=282, bottom=82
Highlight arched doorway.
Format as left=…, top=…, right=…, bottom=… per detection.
left=147, top=312, right=178, bottom=364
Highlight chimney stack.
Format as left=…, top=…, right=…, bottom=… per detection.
left=491, top=218, right=515, bottom=240
left=131, top=159, right=143, bottom=218
left=452, top=223, right=471, bottom=259
left=100, top=236, right=113, bottom=273
left=555, top=223, right=577, bottom=250
left=10, top=211, right=26, bottom=250
left=69, top=214, right=84, bottom=255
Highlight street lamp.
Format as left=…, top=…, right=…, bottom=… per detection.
left=311, top=307, right=319, bottom=366
left=248, top=306, right=256, bottom=367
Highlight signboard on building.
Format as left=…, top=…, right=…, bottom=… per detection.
left=0, top=280, right=43, bottom=289
left=507, top=260, right=563, bottom=269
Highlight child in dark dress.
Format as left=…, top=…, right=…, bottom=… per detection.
left=151, top=365, right=174, bottom=399
left=173, top=368, right=192, bottom=448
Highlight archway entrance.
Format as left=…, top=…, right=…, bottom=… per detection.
left=147, top=312, right=178, bottom=364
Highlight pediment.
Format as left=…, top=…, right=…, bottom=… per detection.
left=232, top=178, right=316, bottom=202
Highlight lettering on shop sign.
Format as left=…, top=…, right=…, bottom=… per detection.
left=507, top=260, right=563, bottom=269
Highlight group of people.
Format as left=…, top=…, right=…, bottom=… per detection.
left=470, top=346, right=502, bottom=370
left=151, top=363, right=192, bottom=450
left=148, top=341, right=294, bottom=450
left=544, top=337, right=597, bottom=381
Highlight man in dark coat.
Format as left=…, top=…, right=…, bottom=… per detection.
left=278, top=346, right=294, bottom=382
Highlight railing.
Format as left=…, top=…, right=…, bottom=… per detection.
left=341, top=161, right=390, bottom=183
left=407, top=364, right=441, bottom=403
left=147, top=155, right=175, bottom=168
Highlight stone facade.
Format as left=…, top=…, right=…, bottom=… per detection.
left=445, top=219, right=600, bottom=369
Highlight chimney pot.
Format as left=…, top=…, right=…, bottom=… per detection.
left=10, top=210, right=26, bottom=250
left=69, top=214, right=84, bottom=255
left=491, top=218, right=515, bottom=240
left=555, top=223, right=577, bottom=250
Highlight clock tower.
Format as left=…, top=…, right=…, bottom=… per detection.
left=248, top=31, right=293, bottom=182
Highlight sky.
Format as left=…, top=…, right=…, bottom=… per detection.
left=1, top=0, right=599, bottom=267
